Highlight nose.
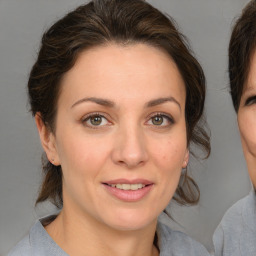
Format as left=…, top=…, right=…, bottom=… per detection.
left=111, top=125, right=149, bottom=169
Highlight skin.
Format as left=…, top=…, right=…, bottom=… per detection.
left=36, top=43, right=189, bottom=256
left=238, top=50, right=256, bottom=189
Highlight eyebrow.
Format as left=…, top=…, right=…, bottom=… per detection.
left=71, top=96, right=181, bottom=110
left=145, top=97, right=181, bottom=110
left=71, top=97, right=115, bottom=108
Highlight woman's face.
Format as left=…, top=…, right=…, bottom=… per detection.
left=41, top=44, right=188, bottom=231
left=238, top=50, right=256, bottom=188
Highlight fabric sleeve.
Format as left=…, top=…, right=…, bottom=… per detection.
left=213, top=224, right=224, bottom=256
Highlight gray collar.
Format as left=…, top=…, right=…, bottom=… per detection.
left=31, top=217, right=166, bottom=255
left=242, top=189, right=256, bottom=231
left=29, top=216, right=208, bottom=256
left=240, top=189, right=256, bottom=256
left=30, top=216, right=69, bottom=256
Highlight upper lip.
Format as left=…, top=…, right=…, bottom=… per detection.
left=102, top=179, right=153, bottom=185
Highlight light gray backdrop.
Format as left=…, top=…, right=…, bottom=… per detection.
left=0, top=0, right=251, bottom=255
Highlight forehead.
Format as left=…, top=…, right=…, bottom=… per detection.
left=59, top=43, right=186, bottom=107
left=70, top=43, right=180, bottom=80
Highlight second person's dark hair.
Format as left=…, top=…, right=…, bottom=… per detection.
left=229, top=1, right=256, bottom=111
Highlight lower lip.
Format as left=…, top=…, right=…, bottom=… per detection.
left=103, top=184, right=153, bottom=202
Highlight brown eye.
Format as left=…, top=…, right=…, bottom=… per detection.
left=90, top=116, right=102, bottom=126
left=83, top=114, right=109, bottom=128
left=146, top=113, right=174, bottom=127
left=152, top=116, right=164, bottom=125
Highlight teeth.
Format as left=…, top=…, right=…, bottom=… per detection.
left=110, top=184, right=145, bottom=190
left=116, top=184, right=123, bottom=189
left=123, top=184, right=130, bottom=190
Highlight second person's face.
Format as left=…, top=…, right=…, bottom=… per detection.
left=238, top=50, right=256, bottom=188
left=48, top=43, right=188, bottom=231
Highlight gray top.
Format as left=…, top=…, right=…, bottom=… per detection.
left=213, top=189, right=256, bottom=256
left=7, top=216, right=210, bottom=256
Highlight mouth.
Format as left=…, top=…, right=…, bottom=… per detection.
left=104, top=183, right=147, bottom=190
left=102, top=180, right=154, bottom=202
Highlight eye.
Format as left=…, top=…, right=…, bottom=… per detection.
left=146, top=113, right=174, bottom=127
left=152, top=115, right=164, bottom=125
left=82, top=113, right=110, bottom=128
left=245, top=95, right=256, bottom=106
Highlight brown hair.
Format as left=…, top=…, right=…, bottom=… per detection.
left=229, top=1, right=256, bottom=112
left=28, top=0, right=210, bottom=208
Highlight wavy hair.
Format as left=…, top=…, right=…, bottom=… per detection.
left=28, top=0, right=210, bottom=208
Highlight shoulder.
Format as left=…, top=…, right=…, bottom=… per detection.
left=213, top=192, right=256, bottom=256
left=7, top=216, right=69, bottom=256
left=157, top=222, right=210, bottom=256
left=219, top=194, right=249, bottom=228
left=7, top=235, right=32, bottom=256
left=7, top=217, right=47, bottom=256
left=214, top=192, right=252, bottom=237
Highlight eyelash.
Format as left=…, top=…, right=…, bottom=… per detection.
left=245, top=95, right=256, bottom=106
left=146, top=112, right=174, bottom=127
left=81, top=112, right=174, bottom=129
left=81, top=112, right=111, bottom=129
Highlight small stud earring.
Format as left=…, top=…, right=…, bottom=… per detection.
left=183, top=160, right=188, bottom=168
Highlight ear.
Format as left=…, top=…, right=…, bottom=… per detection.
left=35, top=113, right=60, bottom=166
left=182, top=149, right=189, bottom=168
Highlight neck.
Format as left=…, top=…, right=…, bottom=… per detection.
left=45, top=206, right=159, bottom=256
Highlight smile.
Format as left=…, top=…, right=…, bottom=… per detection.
left=102, top=180, right=153, bottom=202
left=108, top=184, right=146, bottom=190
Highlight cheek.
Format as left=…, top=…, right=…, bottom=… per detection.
left=56, top=133, right=114, bottom=204
left=150, top=135, right=187, bottom=174
left=152, top=140, right=185, bottom=202
left=239, top=113, right=256, bottom=156
left=56, top=131, right=112, bottom=177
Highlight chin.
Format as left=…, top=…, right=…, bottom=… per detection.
left=102, top=209, right=158, bottom=231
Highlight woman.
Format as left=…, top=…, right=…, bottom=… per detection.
left=8, top=0, right=210, bottom=255
left=213, top=1, right=256, bottom=256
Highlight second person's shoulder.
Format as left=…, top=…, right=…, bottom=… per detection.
left=218, top=191, right=254, bottom=231
left=157, top=222, right=210, bottom=256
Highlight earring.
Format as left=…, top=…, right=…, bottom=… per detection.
left=183, top=160, right=188, bottom=168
